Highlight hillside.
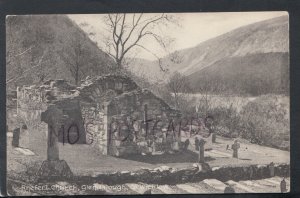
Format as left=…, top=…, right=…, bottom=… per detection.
left=174, top=15, right=288, bottom=76
left=129, top=15, right=289, bottom=95
left=6, top=15, right=116, bottom=90
left=189, top=52, right=289, bottom=95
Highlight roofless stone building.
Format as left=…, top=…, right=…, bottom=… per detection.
left=15, top=74, right=181, bottom=157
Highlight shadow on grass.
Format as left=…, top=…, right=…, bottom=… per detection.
left=117, top=150, right=215, bottom=164
left=239, top=158, right=251, bottom=161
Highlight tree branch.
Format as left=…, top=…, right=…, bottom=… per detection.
left=6, top=52, right=46, bottom=84
left=135, top=44, right=167, bottom=72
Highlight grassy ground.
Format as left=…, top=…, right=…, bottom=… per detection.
left=7, top=134, right=290, bottom=195
left=7, top=135, right=289, bottom=177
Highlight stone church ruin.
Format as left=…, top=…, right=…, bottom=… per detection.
left=11, top=74, right=181, bottom=157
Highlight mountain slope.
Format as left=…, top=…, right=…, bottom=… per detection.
left=188, top=52, right=289, bottom=95
left=6, top=15, right=116, bottom=89
left=128, top=15, right=289, bottom=95
left=174, top=15, right=288, bottom=76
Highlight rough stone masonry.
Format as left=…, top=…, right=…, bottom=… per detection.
left=14, top=74, right=181, bottom=157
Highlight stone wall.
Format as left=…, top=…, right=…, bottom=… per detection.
left=80, top=103, right=107, bottom=154
left=107, top=89, right=181, bottom=156
left=77, top=75, right=141, bottom=155
left=76, top=163, right=290, bottom=185
left=13, top=80, right=83, bottom=154
left=12, top=74, right=181, bottom=156
left=15, top=85, right=49, bottom=154
left=6, top=90, right=17, bottom=132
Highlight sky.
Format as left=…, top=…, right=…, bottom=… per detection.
left=68, top=11, right=288, bottom=60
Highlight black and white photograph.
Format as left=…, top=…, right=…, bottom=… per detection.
left=6, top=12, right=290, bottom=195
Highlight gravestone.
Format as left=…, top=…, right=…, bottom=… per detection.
left=224, top=185, right=235, bottom=193
left=198, top=138, right=206, bottom=163
left=212, top=133, right=217, bottom=143
left=183, top=139, right=190, bottom=151
left=143, top=189, right=152, bottom=194
left=36, top=105, right=73, bottom=181
left=269, top=162, right=275, bottom=177
left=249, top=165, right=254, bottom=179
left=12, top=128, right=20, bottom=147
left=231, top=140, right=240, bottom=158
left=195, top=137, right=200, bottom=151
left=208, top=125, right=216, bottom=143
left=280, top=178, right=287, bottom=193
left=19, top=124, right=29, bottom=148
left=205, top=116, right=216, bottom=143
left=173, top=140, right=179, bottom=151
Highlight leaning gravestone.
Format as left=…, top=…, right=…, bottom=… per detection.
left=36, top=105, right=73, bottom=181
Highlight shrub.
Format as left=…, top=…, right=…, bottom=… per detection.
left=239, top=95, right=289, bottom=150
left=209, top=105, right=241, bottom=138
left=194, top=94, right=289, bottom=150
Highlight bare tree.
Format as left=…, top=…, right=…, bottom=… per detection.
left=101, top=13, right=180, bottom=70
left=61, top=31, right=87, bottom=85
left=167, top=72, right=190, bottom=110
left=6, top=16, right=55, bottom=87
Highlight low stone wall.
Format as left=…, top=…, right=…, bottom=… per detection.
left=74, top=163, right=290, bottom=185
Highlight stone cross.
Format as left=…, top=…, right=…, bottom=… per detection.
left=38, top=104, right=73, bottom=180
left=198, top=138, right=206, bottom=163
left=231, top=140, right=240, bottom=158
left=41, top=105, right=66, bottom=161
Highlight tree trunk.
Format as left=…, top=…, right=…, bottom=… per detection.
left=75, top=62, right=79, bottom=85
left=75, top=70, right=79, bottom=85
left=116, top=59, right=122, bottom=68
